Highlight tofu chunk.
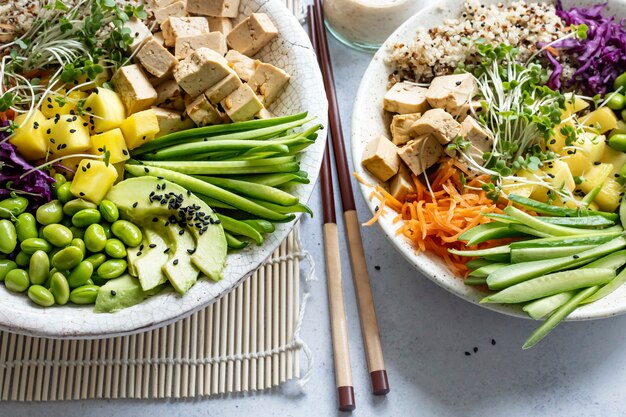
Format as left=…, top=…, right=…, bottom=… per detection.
left=390, top=164, right=415, bottom=202
left=137, top=39, right=179, bottom=79
left=225, top=50, right=259, bottom=81
left=111, top=64, right=158, bottom=114
left=451, top=100, right=484, bottom=122
left=153, top=31, right=165, bottom=46
left=186, top=94, right=223, bottom=126
left=409, top=108, right=461, bottom=145
left=220, top=84, right=264, bottom=122
left=173, top=47, right=235, bottom=97
left=175, top=32, right=228, bottom=59
left=383, top=82, right=430, bottom=114
left=187, top=0, right=239, bottom=18
left=460, top=116, right=493, bottom=165
left=361, top=135, right=400, bottom=182
left=398, top=135, right=443, bottom=176
left=226, top=13, right=278, bottom=57
left=248, top=63, right=290, bottom=107
left=153, top=1, right=187, bottom=24
left=161, top=17, right=210, bottom=47
left=124, top=18, right=152, bottom=52
left=255, top=108, right=275, bottom=119
left=152, top=107, right=195, bottom=138
left=390, top=113, right=421, bottom=146
left=207, top=17, right=233, bottom=35
left=155, top=79, right=186, bottom=110
left=204, top=73, right=242, bottom=105
left=426, top=73, right=476, bottom=114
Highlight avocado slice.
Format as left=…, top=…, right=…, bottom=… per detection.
left=161, top=222, right=199, bottom=294
left=95, top=274, right=146, bottom=313
left=106, top=177, right=227, bottom=286
left=132, top=227, right=169, bottom=292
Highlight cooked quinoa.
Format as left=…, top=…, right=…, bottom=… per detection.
left=387, top=0, right=571, bottom=84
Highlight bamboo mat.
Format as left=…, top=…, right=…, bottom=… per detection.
left=0, top=228, right=316, bottom=400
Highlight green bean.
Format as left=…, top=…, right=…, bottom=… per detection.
left=20, top=238, right=51, bottom=254
left=111, top=220, right=143, bottom=247
left=468, top=263, right=508, bottom=278
left=62, top=199, right=97, bottom=217
left=462, top=223, right=526, bottom=246
left=507, top=194, right=618, bottom=221
left=0, top=259, right=17, bottom=281
left=508, top=224, right=554, bottom=238
left=56, top=182, right=75, bottom=204
left=235, top=172, right=310, bottom=187
left=71, top=208, right=101, bottom=228
left=504, top=206, right=592, bottom=237
left=84, top=253, right=106, bottom=269
left=225, top=232, right=248, bottom=250
left=510, top=245, right=596, bottom=263
left=0, top=220, right=17, bottom=254
left=14, top=251, right=30, bottom=267
left=70, top=238, right=86, bottom=256
left=49, top=272, right=70, bottom=305
left=216, top=213, right=263, bottom=245
left=51, top=245, right=84, bottom=270
left=15, top=213, right=38, bottom=241
left=99, top=200, right=119, bottom=223
left=248, top=198, right=312, bottom=217
left=465, top=258, right=493, bottom=271
left=464, top=276, right=487, bottom=286
left=97, top=259, right=127, bottom=279
left=84, top=224, right=107, bottom=253
left=104, top=239, right=127, bottom=259
left=614, top=72, right=626, bottom=91
left=522, top=291, right=576, bottom=319
left=69, top=285, right=99, bottom=305
left=484, top=212, right=615, bottom=228
left=147, top=139, right=292, bottom=161
left=194, top=175, right=299, bottom=206
left=36, top=200, right=64, bottom=225
left=42, top=224, right=74, bottom=247
left=607, top=92, right=625, bottom=110
left=28, top=285, right=55, bottom=307
left=4, top=269, right=29, bottom=292
left=28, top=250, right=50, bottom=285
left=132, top=156, right=299, bottom=175
left=69, top=226, right=85, bottom=239
left=67, top=261, right=94, bottom=288
left=0, top=197, right=28, bottom=218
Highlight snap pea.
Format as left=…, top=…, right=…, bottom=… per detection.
left=0, top=260, right=17, bottom=281
left=70, top=238, right=86, bottom=256
left=42, top=224, right=73, bottom=247
left=49, top=271, right=70, bottom=305
left=194, top=175, right=299, bottom=206
left=28, top=250, right=50, bottom=285
left=505, top=206, right=593, bottom=237
left=510, top=245, right=596, bottom=263
left=97, top=259, right=127, bottom=279
left=581, top=250, right=626, bottom=270
left=216, top=213, right=263, bottom=245
left=14, top=251, right=30, bottom=267
left=15, top=213, right=38, bottom=241
left=466, top=258, right=493, bottom=271
left=111, top=220, right=143, bottom=247
left=84, top=253, right=106, bottom=269
left=523, top=291, right=576, bottom=319
left=468, top=263, right=508, bottom=278
left=69, top=285, right=99, bottom=305
left=51, top=245, right=84, bottom=270
left=62, top=199, right=97, bottom=217
left=461, top=223, right=527, bottom=246
left=20, top=238, right=51, bottom=254
left=28, top=285, right=55, bottom=307
left=607, top=92, right=625, bottom=110
left=4, top=269, right=29, bottom=292
left=0, top=197, right=28, bottom=218
left=484, top=212, right=615, bottom=228
left=56, top=182, right=75, bottom=204
left=99, top=200, right=119, bottom=223
left=0, top=220, right=17, bottom=254
left=69, top=226, right=85, bottom=239
left=225, top=232, right=248, bottom=250
left=507, top=194, right=619, bottom=221
left=104, top=239, right=127, bottom=259
left=449, top=245, right=511, bottom=258
left=36, top=200, right=64, bottom=225
left=242, top=219, right=275, bottom=234
left=247, top=198, right=310, bottom=217
left=508, top=223, right=554, bottom=238
left=509, top=232, right=621, bottom=249
left=72, top=208, right=101, bottom=228
left=67, top=261, right=94, bottom=288
left=464, top=276, right=487, bottom=286
left=84, top=224, right=107, bottom=253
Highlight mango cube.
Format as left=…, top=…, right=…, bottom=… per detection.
left=561, top=94, right=589, bottom=120
left=44, top=115, right=91, bottom=158
left=503, top=169, right=536, bottom=198
left=10, top=110, right=48, bottom=160
left=90, top=128, right=130, bottom=164
left=530, top=161, right=574, bottom=202
left=82, top=88, right=126, bottom=133
left=41, top=89, right=89, bottom=119
left=579, top=163, right=613, bottom=194
left=120, top=109, right=160, bottom=150
left=594, top=178, right=622, bottom=212
left=70, top=159, right=118, bottom=203
left=580, top=107, right=618, bottom=134
left=561, top=132, right=606, bottom=176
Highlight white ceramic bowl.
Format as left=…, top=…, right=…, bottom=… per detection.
left=352, top=0, right=626, bottom=320
left=0, top=0, right=327, bottom=338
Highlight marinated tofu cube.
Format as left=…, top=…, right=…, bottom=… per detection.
left=451, top=100, right=484, bottom=121
left=153, top=0, right=187, bottom=24
left=410, top=108, right=461, bottom=145
left=383, top=82, right=430, bottom=114
left=390, top=164, right=415, bottom=202
left=207, top=16, right=233, bottom=35
left=248, top=63, right=290, bottom=107
left=137, top=39, right=179, bottom=79
left=204, top=73, right=242, bottom=105
left=175, top=32, right=228, bottom=59
left=426, top=73, right=476, bottom=114
left=255, top=108, right=274, bottom=119
left=174, top=47, right=235, bottom=97
left=227, top=13, right=278, bottom=57
left=225, top=50, right=259, bottom=81
left=220, top=84, right=264, bottom=122
left=120, top=109, right=160, bottom=149
left=187, top=0, right=239, bottom=18
left=390, top=113, right=421, bottom=146
left=398, top=135, right=443, bottom=176
left=155, top=79, right=186, bottom=110
left=162, top=17, right=210, bottom=47
left=361, top=135, right=400, bottom=182
left=460, top=116, right=493, bottom=165
left=186, top=94, right=223, bottom=126
left=153, top=31, right=165, bottom=46
left=124, top=18, right=152, bottom=52
left=90, top=128, right=130, bottom=164
left=152, top=107, right=195, bottom=138
left=111, top=65, right=158, bottom=114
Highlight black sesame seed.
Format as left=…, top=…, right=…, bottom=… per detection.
left=149, top=243, right=157, bottom=248
left=132, top=202, right=138, bottom=208
left=173, top=259, right=179, bottom=265
left=122, top=149, right=128, bottom=155
left=187, top=248, right=195, bottom=255
left=491, top=339, right=496, bottom=345
left=164, top=248, right=170, bottom=254
left=86, top=162, right=91, bottom=168
left=464, top=351, right=471, bottom=356
left=137, top=251, right=142, bottom=256
left=593, top=161, right=601, bottom=165
left=46, top=128, right=51, bottom=134
left=50, top=138, right=55, bottom=144
left=69, top=129, right=76, bottom=133
left=33, top=121, right=39, bottom=129
left=473, top=347, right=478, bottom=353
left=573, top=255, right=580, bottom=259
left=152, top=217, right=158, bottom=222
left=178, top=229, right=184, bottom=235
left=144, top=167, right=150, bottom=173
left=111, top=290, right=117, bottom=296
left=82, top=166, right=87, bottom=172
left=79, top=192, right=85, bottom=196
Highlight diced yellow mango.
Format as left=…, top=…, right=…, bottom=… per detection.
left=120, top=109, right=160, bottom=150
left=547, top=120, right=575, bottom=152
left=70, top=159, right=118, bottom=204
left=82, top=88, right=126, bottom=133
left=44, top=115, right=91, bottom=158
left=530, top=161, right=575, bottom=202
left=579, top=163, right=613, bottom=194
left=55, top=156, right=86, bottom=180
left=594, top=178, right=622, bottom=212
left=561, top=132, right=606, bottom=176
left=600, top=146, right=626, bottom=180
left=9, top=110, right=48, bottom=160
left=113, top=162, right=125, bottom=184
left=580, top=107, right=618, bottom=134
left=503, top=170, right=537, bottom=198
left=90, top=128, right=130, bottom=164
left=561, top=94, right=590, bottom=120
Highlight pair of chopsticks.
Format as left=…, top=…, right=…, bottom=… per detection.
left=307, top=1, right=389, bottom=411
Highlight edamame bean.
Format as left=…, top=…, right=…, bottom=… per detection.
left=36, top=200, right=63, bottom=225
left=20, top=238, right=51, bottom=254
left=67, top=260, right=94, bottom=288
left=52, top=174, right=66, bottom=197
left=72, top=209, right=101, bottom=228
left=0, top=197, right=28, bottom=218
left=99, top=200, right=119, bottom=223
left=69, top=285, right=99, bottom=305
left=29, top=250, right=50, bottom=285
left=85, top=278, right=95, bottom=286
left=607, top=92, right=626, bottom=110
left=0, top=260, right=17, bottom=281
left=104, top=239, right=127, bottom=259
left=84, top=224, right=107, bottom=253
left=111, top=220, right=143, bottom=247
left=101, top=223, right=113, bottom=239
left=14, top=251, right=30, bottom=267
left=4, top=269, right=29, bottom=292
left=70, top=238, right=86, bottom=256
left=84, top=253, right=106, bottom=269
left=63, top=199, right=97, bottom=217
left=28, top=285, right=55, bottom=307
left=56, top=182, right=75, bottom=204
left=609, top=134, right=626, bottom=152
left=49, top=272, right=70, bottom=305
left=97, top=259, right=127, bottom=279
left=42, top=224, right=73, bottom=247
left=69, top=226, right=84, bottom=239
left=15, top=213, right=38, bottom=241
left=51, top=246, right=83, bottom=270
left=0, top=220, right=17, bottom=254
left=615, top=71, right=626, bottom=91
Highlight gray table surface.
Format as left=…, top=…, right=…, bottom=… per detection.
left=4, top=31, right=626, bottom=417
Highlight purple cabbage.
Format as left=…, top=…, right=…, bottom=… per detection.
left=548, top=1, right=626, bottom=95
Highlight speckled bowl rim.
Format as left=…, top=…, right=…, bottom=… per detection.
left=351, top=0, right=626, bottom=321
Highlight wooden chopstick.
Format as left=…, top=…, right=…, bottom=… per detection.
left=307, top=6, right=356, bottom=412
left=312, top=0, right=390, bottom=396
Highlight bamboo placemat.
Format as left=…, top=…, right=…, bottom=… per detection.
left=0, top=227, right=315, bottom=400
